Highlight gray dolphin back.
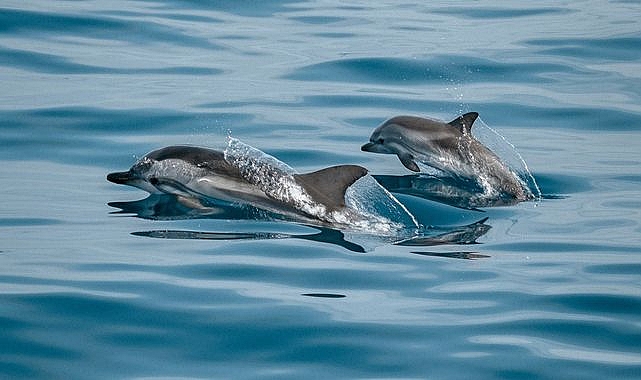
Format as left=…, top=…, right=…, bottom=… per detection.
left=145, top=145, right=241, bottom=177
left=294, top=165, right=368, bottom=211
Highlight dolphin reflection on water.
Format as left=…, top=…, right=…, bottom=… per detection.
left=108, top=194, right=491, bottom=254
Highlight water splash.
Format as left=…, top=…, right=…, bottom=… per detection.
left=223, top=137, right=417, bottom=234
left=224, top=137, right=327, bottom=218
left=345, top=174, right=420, bottom=230
left=473, top=117, right=542, bottom=200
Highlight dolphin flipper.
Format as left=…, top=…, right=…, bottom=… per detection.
left=448, top=112, right=479, bottom=134
left=294, top=165, right=368, bottom=211
left=398, top=153, right=420, bottom=172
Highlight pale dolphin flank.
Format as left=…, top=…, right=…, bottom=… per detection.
left=361, top=112, right=533, bottom=202
left=107, top=145, right=368, bottom=226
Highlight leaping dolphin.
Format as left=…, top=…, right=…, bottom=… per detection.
left=107, top=145, right=370, bottom=227
left=361, top=112, right=533, bottom=202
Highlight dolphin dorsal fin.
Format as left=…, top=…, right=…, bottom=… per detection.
left=294, top=165, right=368, bottom=211
left=448, top=112, right=479, bottom=134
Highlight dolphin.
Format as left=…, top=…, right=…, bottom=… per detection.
left=107, top=145, right=369, bottom=226
left=361, top=112, right=532, bottom=202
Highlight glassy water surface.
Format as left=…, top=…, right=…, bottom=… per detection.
left=1, top=1, right=640, bottom=379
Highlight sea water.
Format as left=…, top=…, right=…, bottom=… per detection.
left=1, top=1, right=641, bottom=379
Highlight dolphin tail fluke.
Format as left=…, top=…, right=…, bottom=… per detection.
left=448, top=112, right=479, bottom=134
left=294, top=165, right=368, bottom=210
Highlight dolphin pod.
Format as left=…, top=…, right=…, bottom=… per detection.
left=108, top=112, right=535, bottom=229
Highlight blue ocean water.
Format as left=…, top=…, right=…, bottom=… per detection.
left=1, top=1, right=641, bottom=379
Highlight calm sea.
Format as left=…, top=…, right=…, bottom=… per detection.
left=1, top=1, right=641, bottom=379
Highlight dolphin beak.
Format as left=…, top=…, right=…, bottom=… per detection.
left=361, top=142, right=377, bottom=152
left=361, top=141, right=392, bottom=154
left=107, top=171, right=133, bottom=185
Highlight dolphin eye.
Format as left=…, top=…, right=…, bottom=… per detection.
left=377, top=138, right=385, bottom=144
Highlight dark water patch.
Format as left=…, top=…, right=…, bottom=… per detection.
left=270, top=148, right=363, bottom=167
left=478, top=317, right=641, bottom=358
left=290, top=16, right=345, bottom=24
left=492, top=241, right=640, bottom=254
left=598, top=160, right=641, bottom=168
left=0, top=314, right=31, bottom=331
left=171, top=262, right=274, bottom=281
left=0, top=8, right=125, bottom=35
left=585, top=263, right=641, bottom=276
left=611, top=175, right=641, bottom=183
left=301, top=293, right=346, bottom=298
left=0, top=330, right=81, bottom=360
left=166, top=261, right=410, bottom=291
left=0, top=218, right=62, bottom=227
left=431, top=6, right=572, bottom=19
left=534, top=173, right=593, bottom=195
left=0, top=8, right=222, bottom=49
left=304, top=94, right=446, bottom=112
left=7, top=292, right=188, bottom=326
left=0, top=275, right=247, bottom=310
left=526, top=37, right=641, bottom=61
left=153, top=0, right=300, bottom=17
left=71, top=262, right=165, bottom=274
left=0, top=361, right=39, bottom=379
left=284, top=55, right=584, bottom=85
left=0, top=107, right=246, bottom=139
left=311, top=32, right=356, bottom=38
left=0, top=47, right=222, bottom=75
left=601, top=200, right=641, bottom=211
left=0, top=107, right=248, bottom=134
left=546, top=294, right=641, bottom=317
left=100, top=10, right=223, bottom=24
left=472, top=103, right=641, bottom=131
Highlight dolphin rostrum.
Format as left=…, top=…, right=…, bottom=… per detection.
left=361, top=112, right=533, bottom=202
left=107, top=145, right=371, bottom=227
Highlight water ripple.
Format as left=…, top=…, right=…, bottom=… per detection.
left=431, top=6, right=574, bottom=19
left=284, top=55, right=584, bottom=85
left=526, top=37, right=641, bottom=61
left=0, top=8, right=222, bottom=49
left=0, top=47, right=222, bottom=75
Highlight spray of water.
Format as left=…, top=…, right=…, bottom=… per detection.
left=223, top=137, right=418, bottom=234
left=472, top=117, right=542, bottom=201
